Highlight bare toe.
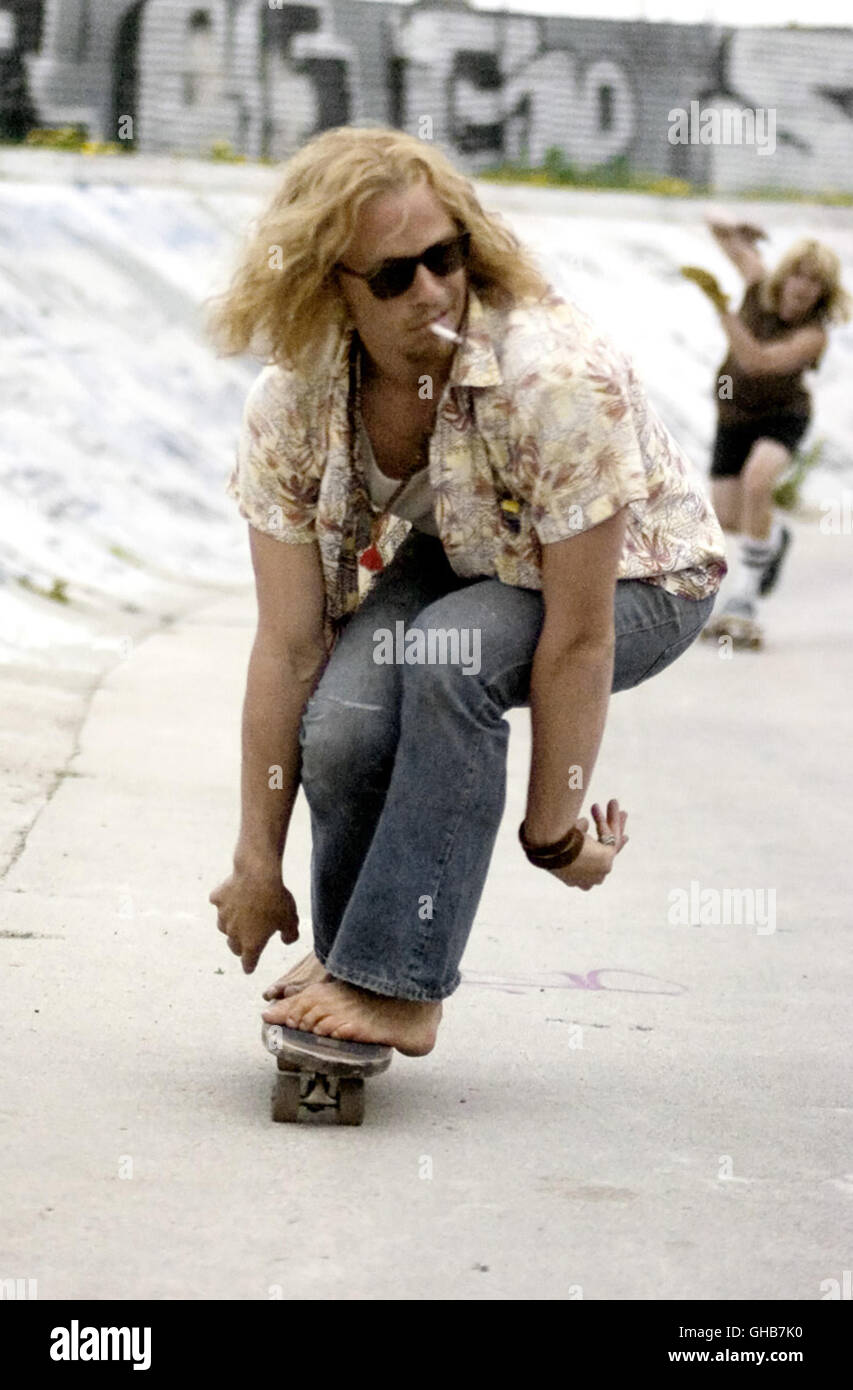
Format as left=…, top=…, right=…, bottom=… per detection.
left=262, top=953, right=327, bottom=1002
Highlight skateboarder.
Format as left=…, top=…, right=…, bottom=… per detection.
left=682, top=215, right=850, bottom=647
left=208, top=126, right=726, bottom=1057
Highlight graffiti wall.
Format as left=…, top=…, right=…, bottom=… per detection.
left=0, top=0, right=44, bottom=140
left=9, top=0, right=853, bottom=194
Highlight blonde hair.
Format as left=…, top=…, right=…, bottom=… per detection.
left=207, top=126, right=549, bottom=370
left=761, top=238, right=851, bottom=325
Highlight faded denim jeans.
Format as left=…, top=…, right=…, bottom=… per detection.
left=298, top=532, right=714, bottom=1001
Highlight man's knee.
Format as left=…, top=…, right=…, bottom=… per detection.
left=404, top=588, right=541, bottom=692
left=300, top=695, right=398, bottom=799
left=398, top=621, right=485, bottom=686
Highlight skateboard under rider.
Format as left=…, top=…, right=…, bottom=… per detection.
left=262, top=1021, right=392, bottom=1125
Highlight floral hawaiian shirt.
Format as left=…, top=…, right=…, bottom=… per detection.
left=227, top=287, right=727, bottom=628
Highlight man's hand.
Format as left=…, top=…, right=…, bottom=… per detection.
left=547, top=799, right=629, bottom=892
left=209, top=867, right=299, bottom=974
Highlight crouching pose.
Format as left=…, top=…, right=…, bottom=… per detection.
left=209, top=127, right=726, bottom=1056
left=683, top=217, right=849, bottom=648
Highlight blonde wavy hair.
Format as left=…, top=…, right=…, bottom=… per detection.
left=207, top=126, right=549, bottom=370
left=761, top=238, right=851, bottom=325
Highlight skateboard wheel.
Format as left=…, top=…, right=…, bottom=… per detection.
left=271, top=1071, right=302, bottom=1123
left=337, top=1078, right=365, bottom=1126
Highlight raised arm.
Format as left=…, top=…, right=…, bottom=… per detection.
left=705, top=209, right=766, bottom=286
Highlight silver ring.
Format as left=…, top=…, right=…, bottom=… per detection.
left=598, top=834, right=616, bottom=845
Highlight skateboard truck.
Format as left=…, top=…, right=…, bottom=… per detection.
left=262, top=1022, right=392, bottom=1126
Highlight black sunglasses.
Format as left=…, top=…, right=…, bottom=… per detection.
left=336, top=231, right=470, bottom=301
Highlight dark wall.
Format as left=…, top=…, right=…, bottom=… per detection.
left=0, top=0, right=45, bottom=139
left=7, top=0, right=46, bottom=53
left=111, top=1, right=146, bottom=147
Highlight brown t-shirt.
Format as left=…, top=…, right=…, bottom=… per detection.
left=716, top=280, right=821, bottom=426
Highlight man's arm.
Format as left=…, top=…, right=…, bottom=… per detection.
left=235, top=527, right=327, bottom=870
left=524, top=508, right=629, bottom=889
left=210, top=527, right=327, bottom=972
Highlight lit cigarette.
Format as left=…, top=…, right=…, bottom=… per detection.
left=429, top=321, right=463, bottom=344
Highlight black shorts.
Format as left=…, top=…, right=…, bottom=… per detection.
left=710, top=415, right=809, bottom=478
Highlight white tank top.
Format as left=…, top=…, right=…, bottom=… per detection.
left=360, top=419, right=439, bottom=537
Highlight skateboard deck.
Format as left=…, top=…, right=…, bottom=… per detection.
left=262, top=1021, right=392, bottom=1125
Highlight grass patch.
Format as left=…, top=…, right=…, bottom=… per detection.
left=773, top=438, right=825, bottom=511
left=108, top=543, right=143, bottom=567
left=480, top=149, right=696, bottom=197
left=8, top=134, right=852, bottom=202
left=733, top=187, right=853, bottom=207
left=24, top=126, right=130, bottom=156
left=479, top=147, right=853, bottom=204
left=208, top=140, right=246, bottom=164
left=17, top=576, right=70, bottom=604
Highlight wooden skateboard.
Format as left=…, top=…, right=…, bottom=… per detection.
left=262, top=1021, right=392, bottom=1125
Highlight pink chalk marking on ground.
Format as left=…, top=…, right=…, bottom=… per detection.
left=461, top=968, right=687, bottom=997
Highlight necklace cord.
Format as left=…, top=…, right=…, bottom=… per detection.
left=354, top=348, right=432, bottom=544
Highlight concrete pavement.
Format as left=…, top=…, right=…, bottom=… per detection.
left=1, top=515, right=851, bottom=1300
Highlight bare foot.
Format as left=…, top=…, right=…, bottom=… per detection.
left=262, top=952, right=330, bottom=1001
left=261, top=979, right=442, bottom=1057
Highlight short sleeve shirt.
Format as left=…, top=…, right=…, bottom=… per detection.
left=227, top=287, right=727, bottom=625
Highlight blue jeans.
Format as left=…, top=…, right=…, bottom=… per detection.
left=298, top=533, right=714, bottom=1001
